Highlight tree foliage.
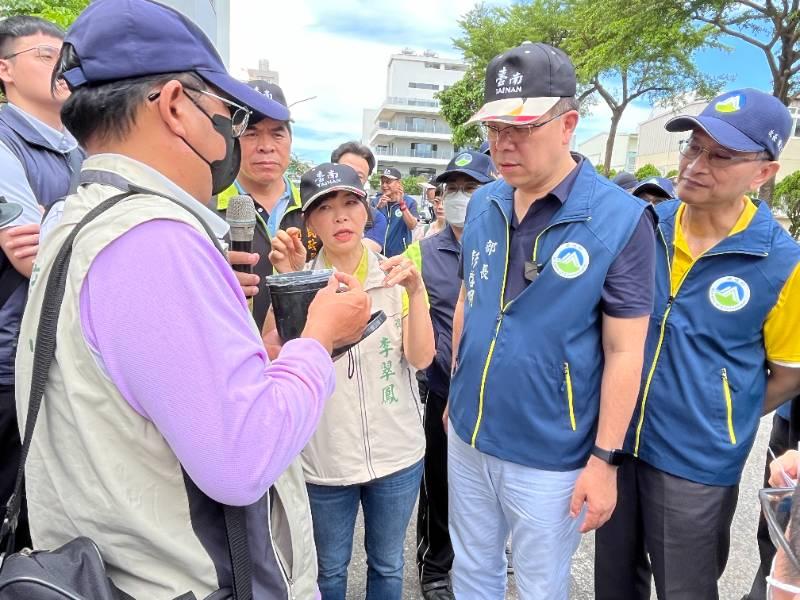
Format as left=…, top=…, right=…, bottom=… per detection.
left=681, top=0, right=800, bottom=104
left=667, top=169, right=679, bottom=178
left=0, top=0, right=89, bottom=28
left=635, top=163, right=662, bottom=180
left=775, top=171, right=800, bottom=238
left=439, top=0, right=724, bottom=174
left=285, top=153, right=313, bottom=183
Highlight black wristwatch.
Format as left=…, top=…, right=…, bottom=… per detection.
left=591, top=445, right=628, bottom=466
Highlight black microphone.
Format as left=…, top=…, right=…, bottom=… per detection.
left=225, top=194, right=257, bottom=274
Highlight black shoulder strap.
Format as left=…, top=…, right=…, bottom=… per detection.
left=0, top=191, right=252, bottom=600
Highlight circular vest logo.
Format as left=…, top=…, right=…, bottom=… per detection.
left=454, top=153, right=473, bottom=167
left=552, top=243, right=590, bottom=279
left=709, top=276, right=750, bottom=312
left=395, top=208, right=403, bottom=218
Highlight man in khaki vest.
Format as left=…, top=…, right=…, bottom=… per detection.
left=14, top=1, right=371, bottom=598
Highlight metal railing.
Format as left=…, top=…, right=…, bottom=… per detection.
left=384, top=96, right=440, bottom=109
left=372, top=122, right=452, bottom=136
left=374, top=147, right=453, bottom=160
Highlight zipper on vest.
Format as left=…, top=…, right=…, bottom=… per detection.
left=264, top=492, right=295, bottom=599
left=721, top=368, right=737, bottom=445
left=470, top=213, right=589, bottom=447
left=563, top=362, right=577, bottom=431
left=633, top=230, right=763, bottom=456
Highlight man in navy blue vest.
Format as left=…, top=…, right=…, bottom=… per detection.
left=595, top=89, right=800, bottom=600
left=447, top=42, right=656, bottom=598
left=405, top=148, right=496, bottom=600
left=0, top=15, right=83, bottom=552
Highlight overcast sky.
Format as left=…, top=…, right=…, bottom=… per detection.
left=228, top=0, right=771, bottom=165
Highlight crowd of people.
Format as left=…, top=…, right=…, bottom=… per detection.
left=0, top=1, right=800, bottom=599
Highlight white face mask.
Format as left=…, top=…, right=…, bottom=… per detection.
left=443, top=190, right=471, bottom=228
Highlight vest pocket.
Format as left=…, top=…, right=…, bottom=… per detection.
left=563, top=362, right=577, bottom=431
left=721, top=368, right=737, bottom=445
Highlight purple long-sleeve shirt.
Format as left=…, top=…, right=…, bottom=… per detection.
left=79, top=218, right=334, bottom=506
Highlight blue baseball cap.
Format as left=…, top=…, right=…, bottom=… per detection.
left=436, top=150, right=496, bottom=185
left=632, top=177, right=675, bottom=200
left=665, top=88, right=792, bottom=160
left=60, top=0, right=289, bottom=123
left=479, top=140, right=491, bottom=155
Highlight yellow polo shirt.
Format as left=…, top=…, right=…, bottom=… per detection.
left=671, top=199, right=800, bottom=366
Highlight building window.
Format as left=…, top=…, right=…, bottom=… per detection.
left=405, top=117, right=428, bottom=132
left=444, top=64, right=467, bottom=71
left=424, top=62, right=442, bottom=69
left=791, top=106, right=800, bottom=138
left=409, top=82, right=439, bottom=91
left=411, top=142, right=437, bottom=158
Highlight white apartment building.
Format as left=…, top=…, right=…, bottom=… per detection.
left=578, top=132, right=638, bottom=173
left=635, top=97, right=800, bottom=183
left=159, top=0, right=230, bottom=66
left=362, top=50, right=467, bottom=178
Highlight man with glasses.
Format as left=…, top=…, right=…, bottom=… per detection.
left=0, top=15, right=84, bottom=553
left=14, top=1, right=371, bottom=596
left=595, top=88, right=800, bottom=600
left=215, top=80, right=317, bottom=329
left=446, top=42, right=656, bottom=598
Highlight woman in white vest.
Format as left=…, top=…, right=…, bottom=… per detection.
left=270, top=162, right=435, bottom=600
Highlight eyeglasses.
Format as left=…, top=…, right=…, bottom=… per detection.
left=678, top=139, right=768, bottom=168
left=444, top=183, right=479, bottom=195
left=147, top=85, right=251, bottom=138
left=2, top=44, right=59, bottom=63
left=481, top=112, right=567, bottom=144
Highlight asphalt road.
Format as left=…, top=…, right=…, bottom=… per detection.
left=345, top=415, right=773, bottom=599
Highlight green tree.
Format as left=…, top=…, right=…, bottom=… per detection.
left=595, top=164, right=617, bottom=177
left=676, top=0, right=800, bottom=202
left=635, top=163, right=661, bottom=179
left=667, top=169, right=679, bottom=178
left=565, top=0, right=724, bottom=174
left=0, top=0, right=89, bottom=28
left=402, top=175, right=425, bottom=196
left=284, top=153, right=314, bottom=184
left=774, top=171, right=800, bottom=238
left=368, top=173, right=381, bottom=193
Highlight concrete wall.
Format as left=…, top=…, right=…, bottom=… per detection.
left=387, top=55, right=466, bottom=100
left=579, top=132, right=638, bottom=172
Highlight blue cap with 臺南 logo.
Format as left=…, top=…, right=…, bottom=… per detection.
left=60, top=0, right=289, bottom=123
left=665, top=88, right=792, bottom=160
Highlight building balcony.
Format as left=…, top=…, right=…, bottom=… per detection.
left=369, top=123, right=452, bottom=145
left=377, top=96, right=441, bottom=120
left=374, top=147, right=453, bottom=167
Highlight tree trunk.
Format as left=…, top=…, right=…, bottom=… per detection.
left=603, top=109, right=623, bottom=176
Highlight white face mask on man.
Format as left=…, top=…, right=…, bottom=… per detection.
left=443, top=191, right=471, bottom=228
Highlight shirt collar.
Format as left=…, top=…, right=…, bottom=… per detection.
left=6, top=102, right=78, bottom=154
left=549, top=154, right=584, bottom=204
left=80, top=153, right=230, bottom=239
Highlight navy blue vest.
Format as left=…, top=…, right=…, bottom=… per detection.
left=0, top=106, right=83, bottom=384
left=627, top=199, right=800, bottom=485
left=417, top=226, right=461, bottom=398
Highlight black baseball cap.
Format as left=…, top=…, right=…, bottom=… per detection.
left=380, top=167, right=402, bottom=180
left=300, top=163, right=367, bottom=212
left=247, top=80, right=293, bottom=122
left=468, top=41, right=576, bottom=124
left=61, top=0, right=289, bottom=123
left=612, top=171, right=638, bottom=192
left=436, top=150, right=496, bottom=185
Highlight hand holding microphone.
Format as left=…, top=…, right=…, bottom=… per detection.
left=225, top=194, right=260, bottom=297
